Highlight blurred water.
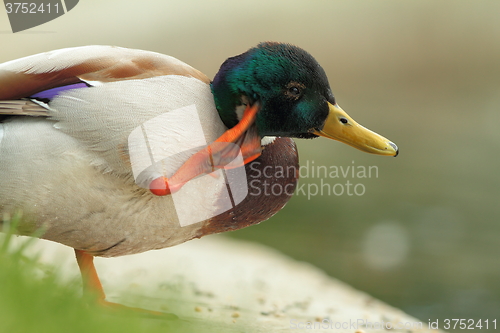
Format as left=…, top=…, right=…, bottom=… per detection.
left=1, top=0, right=499, bottom=330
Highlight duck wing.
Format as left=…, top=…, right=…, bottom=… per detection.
left=0, top=45, right=209, bottom=101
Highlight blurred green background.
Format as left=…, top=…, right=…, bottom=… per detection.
left=1, top=0, right=499, bottom=330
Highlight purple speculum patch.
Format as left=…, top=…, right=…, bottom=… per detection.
left=30, top=82, right=89, bottom=101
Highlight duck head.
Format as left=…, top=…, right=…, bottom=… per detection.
left=211, top=42, right=398, bottom=156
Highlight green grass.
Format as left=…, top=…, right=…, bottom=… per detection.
left=0, top=214, right=187, bottom=333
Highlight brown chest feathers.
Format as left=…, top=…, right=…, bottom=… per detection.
left=196, top=138, right=299, bottom=237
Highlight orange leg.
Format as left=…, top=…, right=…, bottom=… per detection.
left=74, top=249, right=177, bottom=319
left=75, top=249, right=106, bottom=300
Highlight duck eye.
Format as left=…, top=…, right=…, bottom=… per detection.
left=339, top=117, right=348, bottom=124
left=285, top=82, right=305, bottom=99
left=288, top=86, right=301, bottom=96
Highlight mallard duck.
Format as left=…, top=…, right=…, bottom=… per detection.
left=0, top=42, right=397, bottom=312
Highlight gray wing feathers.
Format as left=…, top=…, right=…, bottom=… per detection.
left=0, top=100, right=49, bottom=116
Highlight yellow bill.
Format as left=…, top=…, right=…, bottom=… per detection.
left=313, top=103, right=398, bottom=156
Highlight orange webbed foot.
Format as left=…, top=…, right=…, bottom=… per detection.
left=75, top=249, right=177, bottom=319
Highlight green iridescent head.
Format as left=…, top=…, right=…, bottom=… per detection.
left=211, top=42, right=398, bottom=156
left=211, top=42, right=333, bottom=138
